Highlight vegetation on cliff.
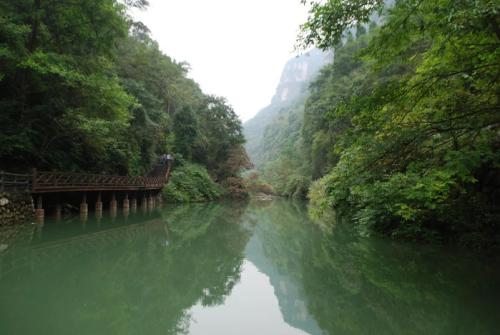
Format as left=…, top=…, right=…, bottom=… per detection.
left=246, top=0, right=500, bottom=244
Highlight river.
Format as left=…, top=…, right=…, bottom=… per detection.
left=0, top=199, right=499, bottom=334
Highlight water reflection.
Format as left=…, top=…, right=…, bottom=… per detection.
left=0, top=200, right=499, bottom=335
left=0, top=203, right=250, bottom=335
left=243, top=200, right=500, bottom=335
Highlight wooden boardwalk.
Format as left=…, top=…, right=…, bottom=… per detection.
left=0, top=160, right=172, bottom=219
left=1, top=163, right=171, bottom=194
left=0, top=171, right=31, bottom=193
left=32, top=170, right=167, bottom=193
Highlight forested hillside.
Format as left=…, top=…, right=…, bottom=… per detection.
left=0, top=0, right=249, bottom=200
left=247, top=0, right=500, bottom=244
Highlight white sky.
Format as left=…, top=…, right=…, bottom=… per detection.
left=131, top=0, right=309, bottom=122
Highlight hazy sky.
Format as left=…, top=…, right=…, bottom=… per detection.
left=132, top=0, right=308, bottom=122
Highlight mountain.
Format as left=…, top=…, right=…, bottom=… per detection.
left=244, top=49, right=333, bottom=167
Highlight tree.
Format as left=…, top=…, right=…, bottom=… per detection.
left=172, top=106, right=199, bottom=160
left=299, top=0, right=500, bottom=241
left=0, top=0, right=132, bottom=172
left=197, top=96, right=246, bottom=180
left=298, top=0, right=384, bottom=50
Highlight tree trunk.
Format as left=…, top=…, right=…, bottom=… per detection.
left=28, top=0, right=42, bottom=52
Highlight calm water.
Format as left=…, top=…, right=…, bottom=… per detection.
left=0, top=200, right=499, bottom=335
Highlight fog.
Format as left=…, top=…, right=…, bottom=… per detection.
left=132, top=0, right=308, bottom=121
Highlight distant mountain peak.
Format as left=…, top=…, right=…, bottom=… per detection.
left=272, top=48, right=333, bottom=104
left=243, top=48, right=333, bottom=166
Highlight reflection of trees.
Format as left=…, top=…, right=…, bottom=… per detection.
left=303, top=226, right=500, bottom=335
left=0, top=202, right=250, bottom=335
left=248, top=200, right=500, bottom=335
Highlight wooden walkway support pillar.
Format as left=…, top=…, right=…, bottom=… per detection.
left=95, top=192, right=103, bottom=223
left=96, top=209, right=102, bottom=223
left=34, top=195, right=44, bottom=221
left=130, top=195, right=137, bottom=213
left=123, top=193, right=130, bottom=210
left=110, top=192, right=117, bottom=219
left=95, top=192, right=103, bottom=211
left=54, top=204, right=62, bottom=221
left=141, top=194, right=147, bottom=212
left=123, top=193, right=130, bottom=218
left=148, top=192, right=154, bottom=209
left=80, top=193, right=88, bottom=222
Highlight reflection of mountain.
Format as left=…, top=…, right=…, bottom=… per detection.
left=243, top=204, right=324, bottom=335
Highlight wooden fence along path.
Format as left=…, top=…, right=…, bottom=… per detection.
left=0, top=171, right=31, bottom=193
left=0, top=169, right=170, bottom=194
left=32, top=170, right=167, bottom=193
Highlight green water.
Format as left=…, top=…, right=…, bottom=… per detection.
left=0, top=200, right=499, bottom=335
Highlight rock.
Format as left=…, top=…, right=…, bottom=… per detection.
left=0, top=192, right=33, bottom=225
left=0, top=197, right=9, bottom=206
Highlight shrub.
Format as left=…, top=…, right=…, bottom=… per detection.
left=221, top=177, right=249, bottom=200
left=162, top=163, right=222, bottom=203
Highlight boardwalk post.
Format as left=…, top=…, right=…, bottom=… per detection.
left=95, top=192, right=103, bottom=212
left=110, top=192, right=117, bottom=209
left=4, top=166, right=170, bottom=221
left=33, top=169, right=43, bottom=225
left=35, top=195, right=44, bottom=222
left=95, top=207, right=102, bottom=223
left=80, top=192, right=88, bottom=222
left=130, top=193, right=137, bottom=213
left=123, top=193, right=130, bottom=219
left=123, top=193, right=130, bottom=210
left=148, top=192, right=154, bottom=209
left=110, top=192, right=117, bottom=219
left=54, top=203, right=62, bottom=221
left=32, top=168, right=37, bottom=192
left=95, top=191, right=103, bottom=223
left=141, top=193, right=147, bottom=213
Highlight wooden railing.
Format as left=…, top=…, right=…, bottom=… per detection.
left=1, top=163, right=171, bottom=194
left=0, top=171, right=31, bottom=193
left=32, top=170, right=168, bottom=193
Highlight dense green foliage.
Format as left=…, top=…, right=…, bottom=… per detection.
left=162, top=163, right=222, bottom=203
left=250, top=0, right=500, bottom=243
left=0, top=0, right=248, bottom=192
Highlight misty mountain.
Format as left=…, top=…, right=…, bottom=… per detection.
left=244, top=49, right=333, bottom=167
